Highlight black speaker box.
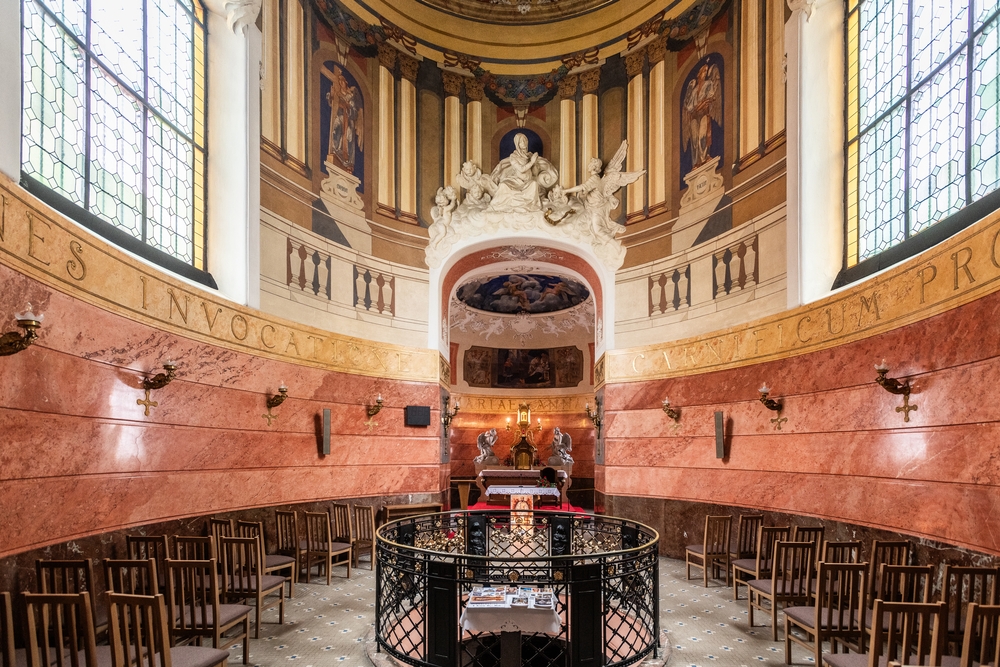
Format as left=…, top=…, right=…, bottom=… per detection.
left=405, top=405, right=431, bottom=427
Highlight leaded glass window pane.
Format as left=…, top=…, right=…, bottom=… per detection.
left=846, top=1, right=1000, bottom=267
left=20, top=0, right=207, bottom=271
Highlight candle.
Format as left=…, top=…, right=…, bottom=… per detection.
left=376, top=393, right=382, bottom=403
left=15, top=303, right=42, bottom=321
left=875, top=359, right=889, bottom=372
left=663, top=396, right=670, bottom=406
left=758, top=383, right=770, bottom=394
left=279, top=381, right=287, bottom=392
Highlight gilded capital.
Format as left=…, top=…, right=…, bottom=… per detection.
left=377, top=42, right=397, bottom=71
left=442, top=71, right=464, bottom=97
left=399, top=54, right=420, bottom=82
left=580, top=67, right=601, bottom=94
left=465, top=77, right=485, bottom=101
left=647, top=38, right=667, bottom=65
left=558, top=74, right=579, bottom=100
left=625, top=48, right=646, bottom=78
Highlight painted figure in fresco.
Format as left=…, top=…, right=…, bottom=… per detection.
left=487, top=133, right=558, bottom=212
left=682, top=61, right=722, bottom=168
left=474, top=428, right=498, bottom=464
left=327, top=66, right=363, bottom=172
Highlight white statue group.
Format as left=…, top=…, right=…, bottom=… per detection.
left=426, top=134, right=644, bottom=270
left=473, top=426, right=573, bottom=465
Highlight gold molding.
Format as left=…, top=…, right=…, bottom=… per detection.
left=0, top=176, right=438, bottom=383
left=606, top=206, right=1000, bottom=383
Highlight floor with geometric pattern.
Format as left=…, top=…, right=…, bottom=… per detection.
left=225, top=557, right=809, bottom=667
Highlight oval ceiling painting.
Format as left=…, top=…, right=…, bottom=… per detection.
left=456, top=274, right=590, bottom=314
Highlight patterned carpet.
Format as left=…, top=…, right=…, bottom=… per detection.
left=223, top=557, right=809, bottom=667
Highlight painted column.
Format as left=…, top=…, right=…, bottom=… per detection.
left=442, top=72, right=463, bottom=190
left=625, top=48, right=646, bottom=222
left=647, top=39, right=667, bottom=215
left=398, top=53, right=419, bottom=223
left=260, top=0, right=281, bottom=151
left=376, top=43, right=396, bottom=217
left=558, top=75, right=578, bottom=188
left=283, top=0, right=306, bottom=163
left=465, top=79, right=484, bottom=171
left=786, top=0, right=843, bottom=307
left=579, top=67, right=601, bottom=172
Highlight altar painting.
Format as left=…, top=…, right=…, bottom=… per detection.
left=464, top=346, right=584, bottom=389
left=320, top=61, right=364, bottom=189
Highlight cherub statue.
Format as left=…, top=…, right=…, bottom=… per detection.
left=427, top=186, right=458, bottom=255
left=474, top=428, right=499, bottom=464
left=548, top=426, right=574, bottom=464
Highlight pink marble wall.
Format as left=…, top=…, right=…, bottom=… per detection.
left=600, top=285, right=1000, bottom=555
left=0, top=265, right=445, bottom=558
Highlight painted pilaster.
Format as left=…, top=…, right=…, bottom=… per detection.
left=647, top=39, right=667, bottom=215
left=398, top=53, right=419, bottom=223
left=558, top=75, right=578, bottom=189
left=580, top=68, right=601, bottom=175
left=376, top=43, right=396, bottom=217
left=465, top=79, right=484, bottom=171
left=625, top=48, right=646, bottom=222
left=442, top=71, right=463, bottom=190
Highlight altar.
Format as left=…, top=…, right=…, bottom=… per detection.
left=477, top=468, right=571, bottom=506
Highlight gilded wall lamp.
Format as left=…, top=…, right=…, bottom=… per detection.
left=363, top=393, right=384, bottom=431
left=661, top=396, right=681, bottom=422
left=441, top=396, right=459, bottom=430
left=875, top=360, right=918, bottom=422
left=585, top=400, right=603, bottom=439
left=262, top=382, right=288, bottom=426
left=0, top=304, right=43, bottom=356
left=758, top=383, right=787, bottom=431
left=137, top=361, right=177, bottom=416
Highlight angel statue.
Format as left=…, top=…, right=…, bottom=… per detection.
left=474, top=428, right=499, bottom=464
left=548, top=426, right=574, bottom=465
left=682, top=61, right=722, bottom=168
left=427, top=186, right=458, bottom=256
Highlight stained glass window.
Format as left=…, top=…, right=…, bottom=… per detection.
left=21, top=0, right=207, bottom=270
left=846, top=0, right=1000, bottom=267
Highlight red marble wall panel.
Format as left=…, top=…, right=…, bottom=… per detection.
left=0, top=266, right=445, bottom=558
left=600, top=287, right=1000, bottom=555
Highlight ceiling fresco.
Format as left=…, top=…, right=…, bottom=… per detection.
left=456, top=274, right=590, bottom=314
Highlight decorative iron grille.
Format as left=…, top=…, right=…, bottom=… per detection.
left=376, top=510, right=660, bottom=667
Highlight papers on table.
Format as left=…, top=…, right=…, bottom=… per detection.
left=466, top=586, right=556, bottom=610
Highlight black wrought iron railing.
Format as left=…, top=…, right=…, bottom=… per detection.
left=375, top=510, right=660, bottom=667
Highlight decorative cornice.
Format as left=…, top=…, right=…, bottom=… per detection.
left=224, top=0, right=261, bottom=34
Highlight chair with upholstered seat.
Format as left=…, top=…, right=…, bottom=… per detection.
left=23, top=592, right=110, bottom=667
left=173, top=536, right=215, bottom=561
left=0, top=592, right=25, bottom=667
left=822, top=540, right=863, bottom=564
left=219, top=535, right=285, bottom=638
left=941, top=565, right=1000, bottom=653
left=749, top=540, right=815, bottom=641
left=274, top=511, right=303, bottom=588
left=207, top=519, right=233, bottom=559
left=729, top=515, right=764, bottom=565
left=792, top=525, right=825, bottom=565
left=785, top=561, right=868, bottom=665
left=351, top=505, right=376, bottom=570
left=107, top=592, right=229, bottom=667
left=104, top=559, right=158, bottom=596
left=821, top=600, right=946, bottom=667
left=302, top=512, right=352, bottom=584
left=236, top=520, right=296, bottom=597
left=953, top=602, right=1000, bottom=667
left=124, top=535, right=169, bottom=592
left=686, top=515, right=732, bottom=588
left=36, top=560, right=107, bottom=640
left=867, top=540, right=911, bottom=602
left=733, top=526, right=791, bottom=601
left=164, top=559, right=250, bottom=664
left=865, top=564, right=934, bottom=633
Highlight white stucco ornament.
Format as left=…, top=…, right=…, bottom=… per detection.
left=224, top=0, right=261, bottom=33
left=425, top=137, right=643, bottom=271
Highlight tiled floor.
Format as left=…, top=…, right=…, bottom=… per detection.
left=225, top=557, right=811, bottom=667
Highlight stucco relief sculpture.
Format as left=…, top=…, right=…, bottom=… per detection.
left=474, top=428, right=500, bottom=465
left=426, top=136, right=643, bottom=271
left=548, top=426, right=574, bottom=464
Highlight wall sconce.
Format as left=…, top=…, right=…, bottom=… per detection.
left=0, top=304, right=44, bottom=356
left=441, top=396, right=459, bottom=429
left=758, top=384, right=787, bottom=431
left=366, top=394, right=384, bottom=419
left=585, top=400, right=603, bottom=439
left=137, top=361, right=177, bottom=416
left=262, top=383, right=288, bottom=426
left=661, top=396, right=681, bottom=422
left=875, top=360, right=918, bottom=422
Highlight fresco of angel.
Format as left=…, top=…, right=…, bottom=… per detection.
left=682, top=59, right=723, bottom=169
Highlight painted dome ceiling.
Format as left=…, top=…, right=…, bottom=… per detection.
left=456, top=274, right=590, bottom=314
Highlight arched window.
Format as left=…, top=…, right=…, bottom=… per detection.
left=845, top=0, right=1000, bottom=270
left=21, top=0, right=208, bottom=275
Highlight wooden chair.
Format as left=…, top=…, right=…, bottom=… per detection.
left=164, top=559, right=250, bottom=664
left=103, top=559, right=158, bottom=596
left=954, top=603, right=1000, bottom=667
left=792, top=525, right=825, bottom=564
left=275, top=511, right=303, bottom=588
left=236, top=520, right=296, bottom=597
left=351, top=505, right=376, bottom=570
left=822, top=540, right=863, bottom=564
left=219, top=536, right=285, bottom=638
left=685, top=515, right=732, bottom=587
left=173, top=536, right=215, bottom=561
left=749, top=541, right=815, bottom=641
left=302, top=512, right=352, bottom=584
left=733, top=526, right=791, bottom=601
left=822, top=600, right=946, bottom=667
left=36, top=560, right=107, bottom=639
left=941, top=565, right=999, bottom=652
left=729, top=514, right=764, bottom=563
left=207, top=519, right=233, bottom=558
left=0, top=592, right=25, bottom=667
left=124, top=535, right=169, bottom=591
left=107, top=592, right=228, bottom=667
left=22, top=592, right=108, bottom=667
left=331, top=504, right=353, bottom=548
left=865, top=563, right=934, bottom=635
left=785, top=561, right=868, bottom=665
left=867, top=540, right=911, bottom=602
